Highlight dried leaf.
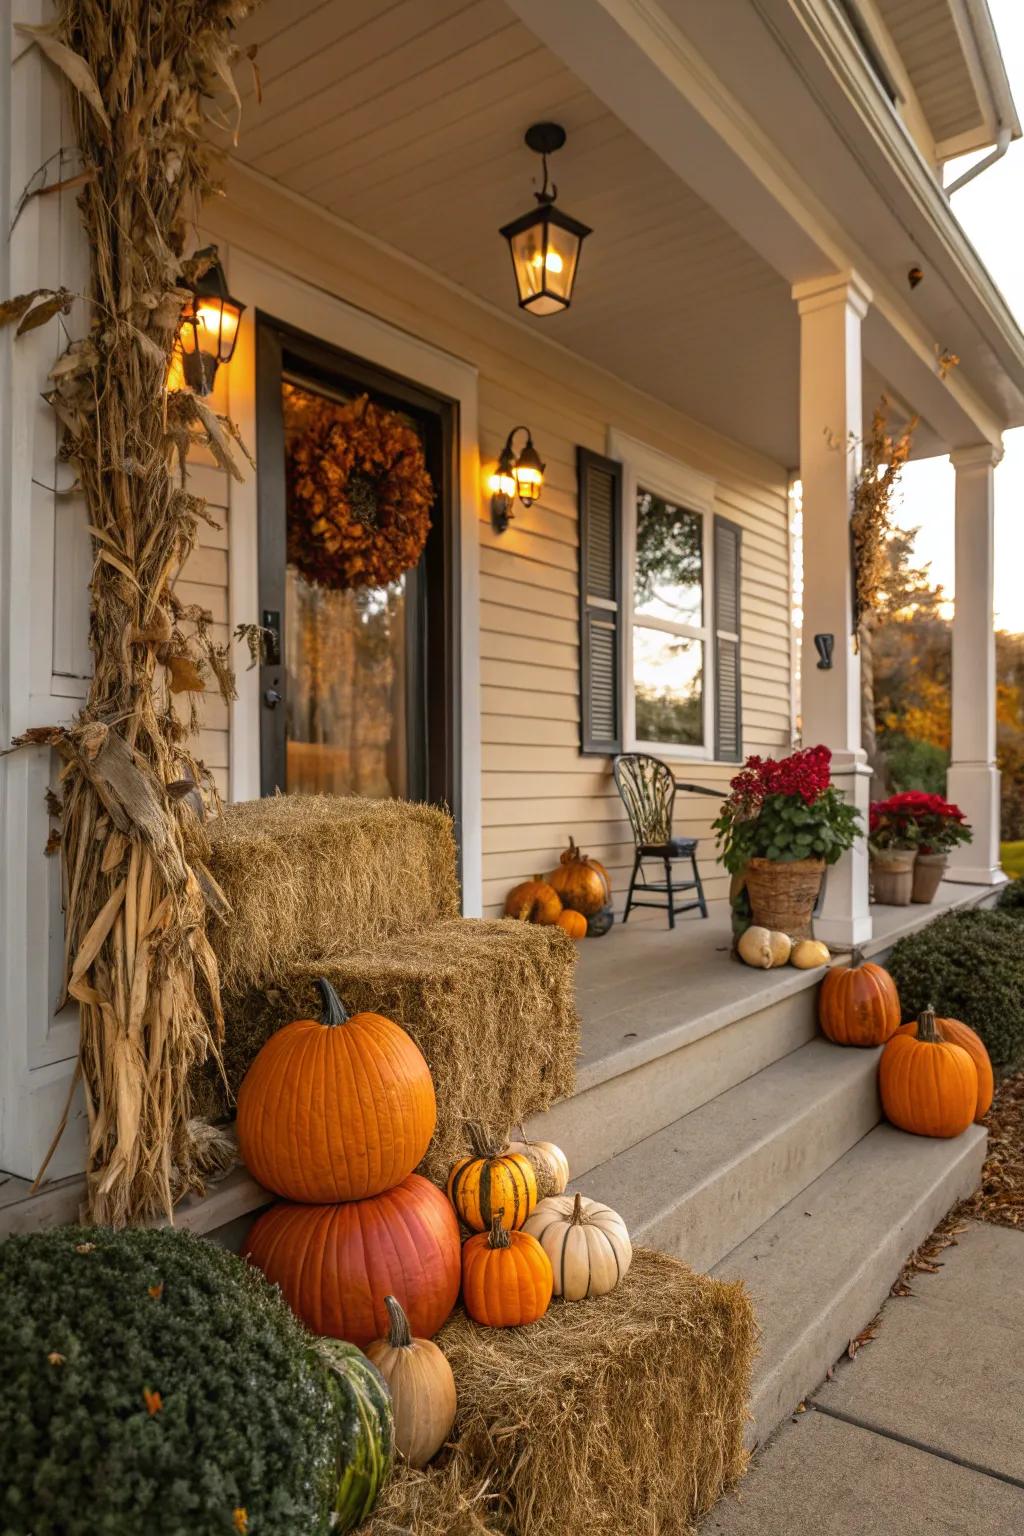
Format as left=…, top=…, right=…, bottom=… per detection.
left=0, top=289, right=51, bottom=327
left=166, top=654, right=206, bottom=694
left=16, top=25, right=112, bottom=140
left=32, top=165, right=98, bottom=198
left=16, top=293, right=70, bottom=336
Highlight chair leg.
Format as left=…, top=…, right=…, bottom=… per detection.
left=664, top=855, right=675, bottom=930
left=623, top=849, right=642, bottom=923
left=692, top=850, right=709, bottom=919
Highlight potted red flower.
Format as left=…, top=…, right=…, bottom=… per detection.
left=714, top=746, right=862, bottom=938
left=869, top=791, right=972, bottom=905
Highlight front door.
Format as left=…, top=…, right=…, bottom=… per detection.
left=256, top=317, right=459, bottom=820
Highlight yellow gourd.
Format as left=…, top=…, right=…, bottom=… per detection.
left=790, top=939, right=830, bottom=969
left=737, top=926, right=791, bottom=969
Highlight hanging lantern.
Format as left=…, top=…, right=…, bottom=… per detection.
left=499, top=123, right=591, bottom=317
left=179, top=251, right=245, bottom=395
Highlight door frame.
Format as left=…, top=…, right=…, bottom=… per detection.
left=223, top=248, right=483, bottom=914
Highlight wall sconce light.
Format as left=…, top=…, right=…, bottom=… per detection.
left=499, top=123, right=591, bottom=316
left=178, top=249, right=245, bottom=395
left=814, top=633, right=835, bottom=670
left=489, top=426, right=546, bottom=533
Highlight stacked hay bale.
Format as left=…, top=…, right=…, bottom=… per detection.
left=196, top=795, right=580, bottom=1181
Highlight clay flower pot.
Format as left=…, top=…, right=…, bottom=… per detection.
left=911, top=851, right=948, bottom=904
left=870, top=848, right=917, bottom=906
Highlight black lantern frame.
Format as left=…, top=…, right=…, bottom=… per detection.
left=499, top=123, right=591, bottom=316
left=490, top=425, right=546, bottom=533
left=179, top=252, right=245, bottom=395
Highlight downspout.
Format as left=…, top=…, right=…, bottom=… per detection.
left=945, top=125, right=1013, bottom=197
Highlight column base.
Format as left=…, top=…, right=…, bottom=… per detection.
left=946, top=763, right=1003, bottom=885
left=945, top=866, right=1008, bottom=887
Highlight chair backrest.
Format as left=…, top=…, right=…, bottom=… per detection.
left=613, top=754, right=677, bottom=846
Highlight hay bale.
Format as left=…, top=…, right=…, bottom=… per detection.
left=436, top=1249, right=756, bottom=1536
left=204, top=795, right=460, bottom=994
left=199, top=919, right=580, bottom=1185
left=360, top=1463, right=504, bottom=1536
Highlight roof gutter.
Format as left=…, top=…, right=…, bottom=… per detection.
left=945, top=123, right=1013, bottom=196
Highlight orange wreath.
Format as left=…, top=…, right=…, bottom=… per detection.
left=286, top=390, right=433, bottom=590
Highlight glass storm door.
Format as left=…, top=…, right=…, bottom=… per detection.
left=256, top=318, right=458, bottom=814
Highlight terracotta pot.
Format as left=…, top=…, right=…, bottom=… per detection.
left=871, top=848, right=917, bottom=906
left=912, top=851, right=948, bottom=904
left=743, top=857, right=825, bottom=940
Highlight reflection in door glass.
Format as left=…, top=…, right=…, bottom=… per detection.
left=282, top=381, right=413, bottom=798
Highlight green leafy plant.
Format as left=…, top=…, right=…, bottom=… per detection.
left=886, top=908, right=1024, bottom=1070
left=996, top=878, right=1024, bottom=915
left=713, top=745, right=861, bottom=876
left=0, top=1225, right=345, bottom=1536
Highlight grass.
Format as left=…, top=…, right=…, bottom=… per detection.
left=1001, top=842, right=1024, bottom=879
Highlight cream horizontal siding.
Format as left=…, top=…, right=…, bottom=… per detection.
left=172, top=449, right=232, bottom=801
left=206, top=169, right=794, bottom=918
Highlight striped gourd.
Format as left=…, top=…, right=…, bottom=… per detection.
left=524, top=1192, right=632, bottom=1301
left=316, top=1339, right=394, bottom=1533
left=446, top=1125, right=537, bottom=1232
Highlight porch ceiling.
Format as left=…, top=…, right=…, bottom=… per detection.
left=232, top=0, right=802, bottom=465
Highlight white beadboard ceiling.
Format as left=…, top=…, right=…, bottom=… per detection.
left=873, top=0, right=985, bottom=146
left=231, top=0, right=802, bottom=466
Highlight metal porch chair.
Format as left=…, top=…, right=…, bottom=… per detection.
left=612, top=753, right=718, bottom=928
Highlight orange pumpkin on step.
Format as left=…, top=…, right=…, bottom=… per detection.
left=244, top=1174, right=461, bottom=1348
left=818, top=958, right=900, bottom=1047
left=504, top=877, right=562, bottom=925
left=895, top=1012, right=993, bottom=1122
left=461, top=1214, right=554, bottom=1327
left=236, top=977, right=436, bottom=1202
left=547, top=836, right=611, bottom=917
left=556, top=909, right=587, bottom=941
left=879, top=1007, right=978, bottom=1139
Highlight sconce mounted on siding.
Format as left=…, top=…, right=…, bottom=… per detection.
left=499, top=123, right=591, bottom=316
left=814, top=633, right=835, bottom=670
left=178, top=248, right=245, bottom=395
left=489, top=426, right=545, bottom=533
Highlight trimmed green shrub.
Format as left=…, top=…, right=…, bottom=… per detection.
left=0, top=1225, right=340, bottom=1536
left=883, top=735, right=949, bottom=796
left=996, top=877, right=1024, bottom=915
left=886, top=908, right=1024, bottom=1069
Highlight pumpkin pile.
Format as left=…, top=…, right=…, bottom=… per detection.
left=504, top=836, right=614, bottom=940
left=240, top=979, right=464, bottom=1484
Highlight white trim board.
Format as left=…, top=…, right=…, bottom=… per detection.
left=222, top=247, right=483, bottom=916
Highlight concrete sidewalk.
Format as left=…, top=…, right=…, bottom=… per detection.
left=702, top=1221, right=1024, bottom=1535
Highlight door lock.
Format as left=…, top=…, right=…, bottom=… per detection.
left=263, top=687, right=282, bottom=708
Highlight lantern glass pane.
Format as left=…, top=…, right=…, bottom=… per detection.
left=217, top=301, right=243, bottom=362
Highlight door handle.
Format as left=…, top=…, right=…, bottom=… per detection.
left=263, top=687, right=282, bottom=709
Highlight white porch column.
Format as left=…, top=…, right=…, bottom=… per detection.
left=793, top=271, right=873, bottom=947
left=947, top=443, right=1005, bottom=884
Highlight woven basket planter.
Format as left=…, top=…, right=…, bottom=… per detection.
left=744, top=857, right=825, bottom=939
left=912, top=851, right=948, bottom=904
left=871, top=848, right=917, bottom=906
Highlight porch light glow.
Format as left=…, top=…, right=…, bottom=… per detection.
left=179, top=251, right=245, bottom=395
left=500, top=123, right=591, bottom=317
left=489, top=425, right=546, bottom=533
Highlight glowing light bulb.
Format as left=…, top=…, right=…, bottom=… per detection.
left=530, top=248, right=564, bottom=274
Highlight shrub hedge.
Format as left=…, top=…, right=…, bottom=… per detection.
left=885, top=907, right=1024, bottom=1070
left=0, top=1225, right=339, bottom=1536
left=996, top=877, right=1024, bottom=915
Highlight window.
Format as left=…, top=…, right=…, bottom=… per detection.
left=632, top=488, right=707, bottom=749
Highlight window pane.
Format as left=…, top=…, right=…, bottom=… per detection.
left=634, top=629, right=704, bottom=746
left=634, top=488, right=703, bottom=625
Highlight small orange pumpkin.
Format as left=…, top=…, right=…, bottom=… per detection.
left=504, top=876, right=562, bottom=925
left=546, top=836, right=611, bottom=917
left=555, top=909, right=587, bottom=941
left=818, top=958, right=900, bottom=1048
left=461, top=1214, right=554, bottom=1327
left=896, top=1013, right=993, bottom=1122
left=879, top=1007, right=978, bottom=1139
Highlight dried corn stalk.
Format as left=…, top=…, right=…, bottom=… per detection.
left=852, top=396, right=916, bottom=641
left=7, top=1, right=254, bottom=1224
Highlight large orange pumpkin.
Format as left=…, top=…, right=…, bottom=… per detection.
left=504, top=877, right=562, bottom=925
left=879, top=1008, right=978, bottom=1139
left=546, top=837, right=611, bottom=917
left=461, top=1215, right=554, bottom=1327
left=236, top=978, right=436, bottom=1202
left=896, top=1012, right=993, bottom=1122
left=244, top=1174, right=461, bottom=1347
left=818, top=959, right=900, bottom=1047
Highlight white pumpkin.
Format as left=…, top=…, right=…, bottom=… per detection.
left=506, top=1137, right=570, bottom=1196
left=524, top=1191, right=632, bottom=1300
left=366, top=1295, right=456, bottom=1468
left=790, top=938, right=830, bottom=969
left=737, top=925, right=792, bottom=969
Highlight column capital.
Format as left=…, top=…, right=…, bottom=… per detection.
left=950, top=441, right=1004, bottom=471
left=791, top=269, right=873, bottom=320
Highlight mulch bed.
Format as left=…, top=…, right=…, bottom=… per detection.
left=961, top=1069, right=1024, bottom=1230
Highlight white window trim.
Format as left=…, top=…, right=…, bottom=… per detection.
left=607, top=430, right=718, bottom=763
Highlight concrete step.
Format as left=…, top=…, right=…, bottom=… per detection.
left=526, top=981, right=820, bottom=1177
left=713, top=1120, right=987, bottom=1448
left=573, top=1038, right=882, bottom=1273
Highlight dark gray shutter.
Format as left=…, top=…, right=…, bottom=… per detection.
left=578, top=447, right=623, bottom=755
left=713, top=514, right=743, bottom=763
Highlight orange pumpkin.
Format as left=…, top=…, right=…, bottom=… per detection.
left=447, top=1126, right=538, bottom=1231
left=896, top=1013, right=993, bottom=1122
left=504, top=877, right=562, bottom=925
left=555, top=909, right=587, bottom=941
left=547, top=836, right=611, bottom=917
left=461, top=1215, right=554, bottom=1327
left=243, top=1174, right=461, bottom=1348
left=236, top=978, right=436, bottom=1202
left=879, top=1007, right=978, bottom=1139
left=818, top=959, right=900, bottom=1048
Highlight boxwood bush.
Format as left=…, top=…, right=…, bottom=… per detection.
left=996, top=878, right=1024, bottom=915
left=0, top=1225, right=339, bottom=1536
left=885, top=908, right=1024, bottom=1069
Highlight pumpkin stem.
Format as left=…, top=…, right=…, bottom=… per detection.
left=383, top=1294, right=413, bottom=1348
left=314, top=978, right=348, bottom=1027
left=570, top=1191, right=584, bottom=1226
left=918, top=1005, right=940, bottom=1043
left=466, top=1121, right=501, bottom=1160
left=487, top=1212, right=511, bottom=1249
left=850, top=947, right=864, bottom=969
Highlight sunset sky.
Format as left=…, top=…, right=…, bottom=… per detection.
left=897, top=0, right=1024, bottom=630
